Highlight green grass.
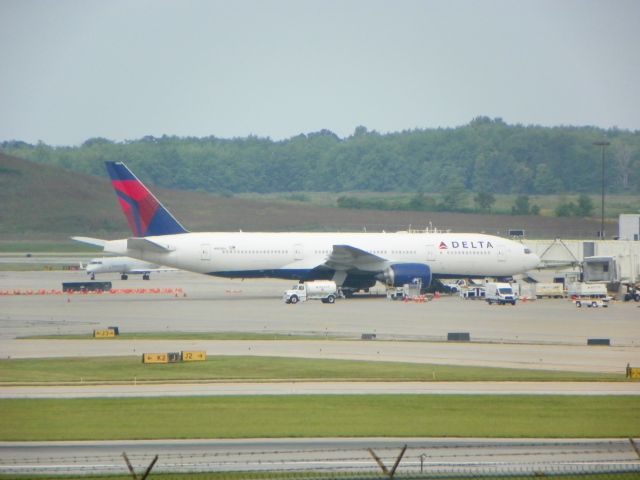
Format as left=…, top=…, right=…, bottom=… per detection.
left=1, top=395, right=638, bottom=441
left=0, top=356, right=625, bottom=384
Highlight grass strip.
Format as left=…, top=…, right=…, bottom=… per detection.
left=1, top=395, right=639, bottom=441
left=0, top=356, right=625, bottom=383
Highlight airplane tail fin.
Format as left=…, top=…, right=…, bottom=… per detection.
left=105, top=162, right=188, bottom=237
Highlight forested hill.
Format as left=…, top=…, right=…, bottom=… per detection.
left=2, top=118, right=638, bottom=195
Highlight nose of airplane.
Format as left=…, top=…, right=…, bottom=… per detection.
left=527, top=252, right=541, bottom=270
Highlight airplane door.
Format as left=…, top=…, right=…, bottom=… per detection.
left=498, top=247, right=506, bottom=262
left=426, top=244, right=436, bottom=262
left=201, top=244, right=211, bottom=261
left=293, top=243, right=304, bottom=260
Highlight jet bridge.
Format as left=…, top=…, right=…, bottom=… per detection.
left=582, top=256, right=620, bottom=283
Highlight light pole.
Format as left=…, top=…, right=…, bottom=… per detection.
left=593, top=141, right=610, bottom=239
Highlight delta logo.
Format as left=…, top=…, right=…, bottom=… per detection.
left=439, top=240, right=494, bottom=249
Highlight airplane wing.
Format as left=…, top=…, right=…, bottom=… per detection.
left=280, top=245, right=387, bottom=274
left=323, top=245, right=387, bottom=272
left=71, top=236, right=107, bottom=248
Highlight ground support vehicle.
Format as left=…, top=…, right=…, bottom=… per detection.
left=575, top=297, right=609, bottom=308
left=387, top=280, right=423, bottom=301
left=283, top=281, right=338, bottom=304
left=485, top=282, right=517, bottom=305
left=460, top=286, right=485, bottom=300
left=534, top=282, right=565, bottom=299
left=622, top=283, right=640, bottom=302
left=566, top=282, right=608, bottom=299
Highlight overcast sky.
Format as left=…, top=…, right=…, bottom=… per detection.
left=1, top=0, right=638, bottom=146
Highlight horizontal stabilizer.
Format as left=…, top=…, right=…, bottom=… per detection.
left=127, top=237, right=174, bottom=253
left=71, top=236, right=107, bottom=248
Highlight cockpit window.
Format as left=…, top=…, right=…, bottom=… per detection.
left=524, top=248, right=532, bottom=254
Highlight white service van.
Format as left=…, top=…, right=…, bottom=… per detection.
left=485, top=282, right=517, bottom=305
left=283, top=281, right=338, bottom=304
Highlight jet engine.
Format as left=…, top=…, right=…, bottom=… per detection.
left=376, top=263, right=432, bottom=289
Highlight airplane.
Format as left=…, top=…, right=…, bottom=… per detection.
left=83, top=256, right=174, bottom=280
left=73, top=161, right=540, bottom=295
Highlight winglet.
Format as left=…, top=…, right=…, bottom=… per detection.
left=105, top=161, right=188, bottom=237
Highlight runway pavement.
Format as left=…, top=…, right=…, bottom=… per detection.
left=1, top=271, right=639, bottom=374
left=1, top=270, right=638, bottom=380
left=0, top=253, right=94, bottom=265
left=3, top=338, right=639, bottom=374
left=3, top=271, right=639, bottom=345
left=2, top=271, right=640, bottom=475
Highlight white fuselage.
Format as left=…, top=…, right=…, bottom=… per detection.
left=102, top=231, right=539, bottom=282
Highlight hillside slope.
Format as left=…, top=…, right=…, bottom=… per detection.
left=1, top=153, right=609, bottom=241
left=0, top=153, right=124, bottom=237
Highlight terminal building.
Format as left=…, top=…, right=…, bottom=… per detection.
left=524, top=214, right=640, bottom=286
left=619, top=214, right=640, bottom=241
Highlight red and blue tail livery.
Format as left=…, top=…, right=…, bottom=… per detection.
left=105, top=161, right=188, bottom=237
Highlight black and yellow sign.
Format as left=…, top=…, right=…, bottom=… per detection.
left=182, top=351, right=207, bottom=362
left=143, top=351, right=207, bottom=364
left=142, top=353, right=169, bottom=364
left=94, top=329, right=116, bottom=338
left=627, top=367, right=640, bottom=379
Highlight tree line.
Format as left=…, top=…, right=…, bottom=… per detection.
left=1, top=117, right=638, bottom=196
